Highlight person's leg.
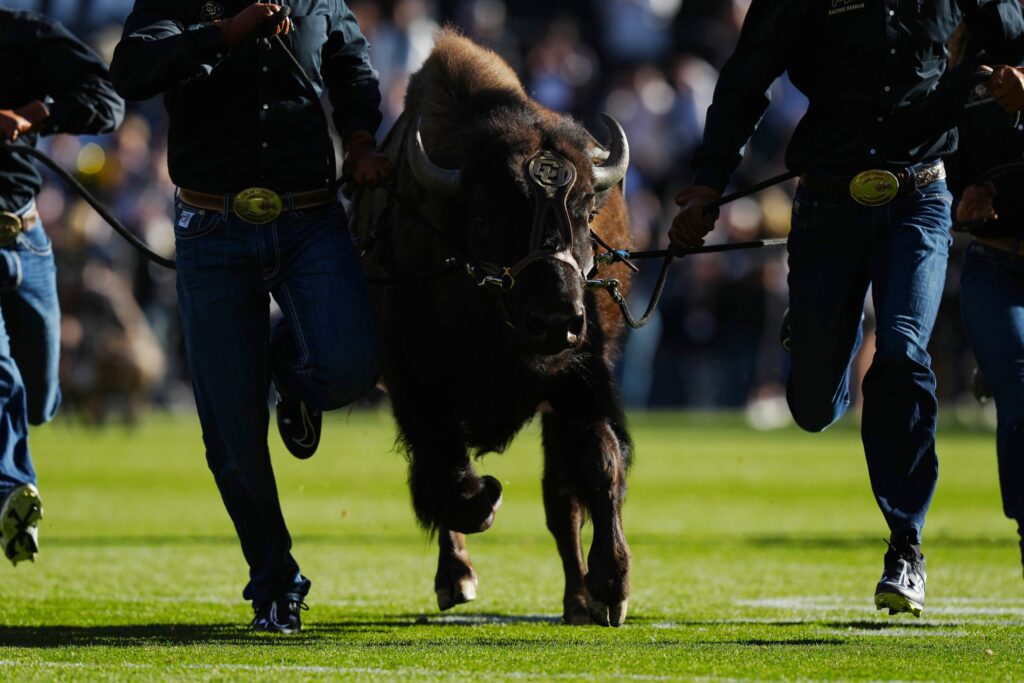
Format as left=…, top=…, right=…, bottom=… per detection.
left=1, top=220, right=61, bottom=426
left=961, top=242, right=1024, bottom=546
left=173, top=202, right=309, bottom=609
left=785, top=188, right=872, bottom=431
left=0, top=225, right=47, bottom=565
left=268, top=203, right=379, bottom=411
left=0, top=298, right=32, bottom=497
left=862, top=185, right=951, bottom=546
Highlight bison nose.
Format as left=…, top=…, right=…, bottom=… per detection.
left=522, top=305, right=585, bottom=349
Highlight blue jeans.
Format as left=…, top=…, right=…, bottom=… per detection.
left=0, top=216, right=61, bottom=499
left=786, top=176, right=953, bottom=545
left=174, top=198, right=379, bottom=605
left=961, top=241, right=1024, bottom=527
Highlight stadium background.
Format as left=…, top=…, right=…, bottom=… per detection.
left=0, top=0, right=984, bottom=423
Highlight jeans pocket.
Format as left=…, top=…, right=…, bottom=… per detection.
left=174, top=202, right=224, bottom=240
left=792, top=191, right=835, bottom=230
left=16, top=226, right=52, bottom=256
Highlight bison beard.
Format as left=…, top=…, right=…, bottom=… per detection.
left=351, top=29, right=635, bottom=627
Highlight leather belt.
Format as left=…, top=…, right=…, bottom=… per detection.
left=0, top=203, right=40, bottom=247
left=799, top=161, right=946, bottom=206
left=178, top=187, right=336, bottom=223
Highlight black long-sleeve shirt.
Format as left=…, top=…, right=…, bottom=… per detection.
left=0, top=10, right=125, bottom=213
left=110, top=0, right=383, bottom=194
left=946, top=47, right=1024, bottom=237
left=692, top=0, right=1024, bottom=193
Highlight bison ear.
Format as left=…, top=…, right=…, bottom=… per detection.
left=591, top=113, right=629, bottom=193
left=407, top=116, right=462, bottom=196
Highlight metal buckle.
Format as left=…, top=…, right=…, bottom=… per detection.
left=232, top=187, right=283, bottom=224
left=0, top=212, right=22, bottom=247
left=849, top=170, right=900, bottom=207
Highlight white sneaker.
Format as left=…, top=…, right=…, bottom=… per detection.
left=0, top=483, right=43, bottom=566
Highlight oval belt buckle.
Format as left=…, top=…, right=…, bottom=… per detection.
left=0, top=212, right=22, bottom=247
left=849, top=170, right=900, bottom=207
left=233, top=187, right=283, bottom=224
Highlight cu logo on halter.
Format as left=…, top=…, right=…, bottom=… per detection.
left=528, top=152, right=575, bottom=192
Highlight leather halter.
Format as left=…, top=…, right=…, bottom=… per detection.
left=474, top=150, right=591, bottom=293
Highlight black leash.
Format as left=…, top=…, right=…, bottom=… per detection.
left=3, top=141, right=177, bottom=269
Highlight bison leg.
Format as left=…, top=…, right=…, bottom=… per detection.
left=391, top=394, right=503, bottom=534
left=434, top=528, right=478, bottom=611
left=540, top=457, right=590, bottom=624
left=544, top=370, right=632, bottom=627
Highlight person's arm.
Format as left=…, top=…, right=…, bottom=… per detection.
left=671, top=0, right=801, bottom=248
left=959, top=0, right=1024, bottom=63
left=27, top=18, right=124, bottom=135
left=322, top=1, right=390, bottom=187
left=690, top=0, right=800, bottom=194
left=109, top=0, right=228, bottom=100
left=322, top=2, right=382, bottom=140
left=111, top=2, right=292, bottom=101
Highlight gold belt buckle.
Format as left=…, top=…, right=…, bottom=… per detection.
left=0, top=212, right=22, bottom=247
left=232, top=187, right=283, bottom=224
left=849, top=170, right=900, bottom=207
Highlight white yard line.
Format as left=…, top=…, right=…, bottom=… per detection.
left=0, top=660, right=735, bottom=682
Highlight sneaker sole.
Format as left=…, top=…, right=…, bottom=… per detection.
left=874, top=590, right=922, bottom=617
left=1, top=484, right=43, bottom=566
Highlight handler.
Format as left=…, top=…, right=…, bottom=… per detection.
left=111, top=1, right=390, bottom=632
left=671, top=0, right=1024, bottom=616
left=947, top=23, right=1024, bottom=580
left=0, top=9, right=124, bottom=566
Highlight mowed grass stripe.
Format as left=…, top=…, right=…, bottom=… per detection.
left=0, top=412, right=1021, bottom=680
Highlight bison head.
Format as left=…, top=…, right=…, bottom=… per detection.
left=406, top=113, right=629, bottom=357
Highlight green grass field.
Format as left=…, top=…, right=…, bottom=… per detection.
left=1, top=410, right=1022, bottom=681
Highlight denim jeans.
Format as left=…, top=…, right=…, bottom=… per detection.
left=961, top=240, right=1024, bottom=526
left=174, top=198, right=379, bottom=605
left=786, top=175, right=953, bottom=545
left=0, top=216, right=61, bottom=500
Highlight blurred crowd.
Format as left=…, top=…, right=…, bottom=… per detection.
left=0, top=0, right=991, bottom=425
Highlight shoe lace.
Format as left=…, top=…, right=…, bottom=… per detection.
left=883, top=538, right=922, bottom=577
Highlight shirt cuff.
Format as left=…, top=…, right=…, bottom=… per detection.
left=692, top=164, right=731, bottom=195
left=185, top=23, right=229, bottom=67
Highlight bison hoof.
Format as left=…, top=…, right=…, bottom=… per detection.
left=585, top=589, right=628, bottom=628
left=448, top=475, right=503, bottom=534
left=436, top=575, right=478, bottom=611
left=563, top=598, right=593, bottom=625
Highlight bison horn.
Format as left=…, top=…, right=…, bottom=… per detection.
left=407, top=116, right=462, bottom=196
left=591, top=113, right=629, bottom=192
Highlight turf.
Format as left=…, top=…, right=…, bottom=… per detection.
left=1, top=410, right=1022, bottom=681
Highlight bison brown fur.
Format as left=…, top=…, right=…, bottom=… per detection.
left=352, top=29, right=635, bottom=627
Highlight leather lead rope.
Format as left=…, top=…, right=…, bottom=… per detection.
left=3, top=142, right=177, bottom=269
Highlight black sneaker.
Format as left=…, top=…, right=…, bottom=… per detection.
left=874, top=539, right=927, bottom=617
left=251, top=598, right=307, bottom=634
left=276, top=392, right=321, bottom=460
left=779, top=308, right=792, bottom=352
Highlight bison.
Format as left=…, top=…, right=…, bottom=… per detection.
left=352, top=30, right=635, bottom=626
